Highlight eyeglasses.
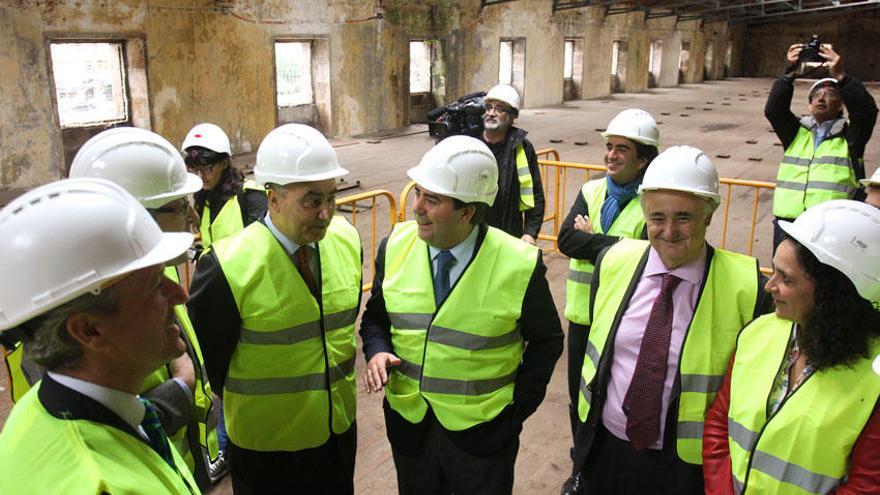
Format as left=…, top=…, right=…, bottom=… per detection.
left=186, top=162, right=218, bottom=175
left=149, top=203, right=189, bottom=215
left=484, top=103, right=513, bottom=114
left=810, top=88, right=840, bottom=101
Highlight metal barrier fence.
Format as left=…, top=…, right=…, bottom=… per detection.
left=337, top=189, right=398, bottom=292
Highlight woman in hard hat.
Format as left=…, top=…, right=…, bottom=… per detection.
left=182, top=123, right=267, bottom=251
left=702, top=200, right=880, bottom=494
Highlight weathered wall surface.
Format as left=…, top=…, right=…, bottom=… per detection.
left=742, top=11, right=880, bottom=80
left=1, top=0, right=743, bottom=195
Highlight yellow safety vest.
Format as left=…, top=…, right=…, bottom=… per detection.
left=515, top=144, right=535, bottom=211
left=199, top=180, right=264, bottom=248
left=383, top=222, right=536, bottom=430
left=212, top=217, right=361, bottom=452
left=164, top=266, right=222, bottom=479
left=0, top=381, right=199, bottom=494
left=564, top=179, right=645, bottom=325
left=773, top=125, right=857, bottom=219
left=3, top=341, right=29, bottom=403
left=728, top=314, right=880, bottom=494
left=579, top=239, right=759, bottom=464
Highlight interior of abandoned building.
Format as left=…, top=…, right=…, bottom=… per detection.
left=1, top=1, right=879, bottom=493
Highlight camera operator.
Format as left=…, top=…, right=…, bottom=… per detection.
left=765, top=41, right=877, bottom=250
left=480, top=84, right=545, bottom=244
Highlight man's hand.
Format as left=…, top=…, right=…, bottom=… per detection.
left=573, top=214, right=594, bottom=234
left=786, top=43, right=803, bottom=66
left=169, top=353, right=196, bottom=391
left=819, top=44, right=844, bottom=79
left=520, top=234, right=536, bottom=245
left=364, top=352, right=401, bottom=393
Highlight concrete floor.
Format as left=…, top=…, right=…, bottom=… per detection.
left=1, top=77, right=879, bottom=494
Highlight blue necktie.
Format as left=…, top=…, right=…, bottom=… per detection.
left=139, top=397, right=176, bottom=469
left=434, top=250, right=455, bottom=305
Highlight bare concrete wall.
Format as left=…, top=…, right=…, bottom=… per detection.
left=742, top=11, right=880, bottom=81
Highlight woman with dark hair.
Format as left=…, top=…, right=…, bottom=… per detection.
left=181, top=123, right=267, bottom=250
left=703, top=200, right=880, bottom=495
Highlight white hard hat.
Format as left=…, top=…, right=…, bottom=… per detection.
left=639, top=145, right=720, bottom=205
left=602, top=108, right=660, bottom=148
left=70, top=127, right=202, bottom=209
left=485, top=84, right=521, bottom=113
left=860, top=167, right=880, bottom=187
left=181, top=123, right=232, bottom=154
left=254, top=124, right=349, bottom=186
left=808, top=77, right=838, bottom=101
left=407, top=135, right=499, bottom=205
left=0, top=178, right=193, bottom=331
left=779, top=199, right=880, bottom=302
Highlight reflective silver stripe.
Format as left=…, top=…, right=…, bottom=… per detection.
left=567, top=268, right=593, bottom=285
left=585, top=340, right=600, bottom=368
left=751, top=450, right=842, bottom=494
left=396, top=359, right=422, bottom=380
left=328, top=357, right=356, bottom=383
left=676, top=420, right=704, bottom=439
left=813, top=155, right=851, bottom=167
left=680, top=373, right=725, bottom=393
left=517, top=166, right=530, bottom=176
left=389, top=312, right=432, bottom=330
left=520, top=187, right=534, bottom=195
left=240, top=321, right=320, bottom=345
left=727, top=417, right=760, bottom=452
left=324, top=307, right=358, bottom=332
left=421, top=370, right=517, bottom=396
left=776, top=180, right=807, bottom=192
left=225, top=373, right=326, bottom=395
left=428, top=325, right=521, bottom=350
left=781, top=155, right=811, bottom=167
left=806, top=180, right=855, bottom=194
left=239, top=308, right=357, bottom=345
left=732, top=474, right=744, bottom=495
left=579, top=376, right=591, bottom=405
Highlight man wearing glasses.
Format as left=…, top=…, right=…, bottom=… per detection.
left=765, top=43, right=877, bottom=250
left=480, top=84, right=546, bottom=245
left=187, top=124, right=362, bottom=494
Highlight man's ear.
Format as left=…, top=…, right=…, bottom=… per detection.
left=64, top=313, right=104, bottom=351
left=459, top=204, right=477, bottom=225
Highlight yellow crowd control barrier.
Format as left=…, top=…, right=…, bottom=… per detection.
left=337, top=189, right=398, bottom=292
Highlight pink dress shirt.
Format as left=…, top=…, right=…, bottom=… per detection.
left=601, top=244, right=708, bottom=449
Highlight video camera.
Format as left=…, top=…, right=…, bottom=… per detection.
left=798, top=34, right=826, bottom=64
left=427, top=91, right=486, bottom=141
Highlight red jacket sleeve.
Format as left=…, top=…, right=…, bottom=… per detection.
left=834, top=401, right=880, bottom=495
left=703, top=354, right=736, bottom=495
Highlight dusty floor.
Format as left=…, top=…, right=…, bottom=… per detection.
left=1, top=77, right=878, bottom=494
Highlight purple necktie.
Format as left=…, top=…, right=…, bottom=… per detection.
left=622, top=273, right=682, bottom=451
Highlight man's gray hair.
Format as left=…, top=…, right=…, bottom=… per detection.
left=21, top=287, right=119, bottom=372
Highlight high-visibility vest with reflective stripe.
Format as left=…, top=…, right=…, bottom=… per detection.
left=0, top=381, right=199, bottom=494
left=3, top=341, right=29, bottom=403
left=579, top=239, right=758, bottom=464
left=164, top=266, right=222, bottom=477
left=199, top=180, right=264, bottom=248
left=212, top=217, right=361, bottom=452
left=515, top=144, right=535, bottom=211
left=564, top=179, right=645, bottom=325
left=728, top=314, right=880, bottom=494
left=383, top=222, right=536, bottom=431
left=773, top=126, right=857, bottom=219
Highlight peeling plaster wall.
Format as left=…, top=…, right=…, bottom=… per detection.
left=741, top=11, right=880, bottom=81
left=2, top=0, right=745, bottom=195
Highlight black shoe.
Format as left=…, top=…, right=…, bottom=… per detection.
left=560, top=472, right=586, bottom=495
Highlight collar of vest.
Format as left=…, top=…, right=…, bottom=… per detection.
left=799, top=116, right=846, bottom=137
left=38, top=373, right=145, bottom=442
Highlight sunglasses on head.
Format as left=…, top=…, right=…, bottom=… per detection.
left=184, top=148, right=223, bottom=167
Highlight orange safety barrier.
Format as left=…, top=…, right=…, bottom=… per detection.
left=337, top=189, right=398, bottom=292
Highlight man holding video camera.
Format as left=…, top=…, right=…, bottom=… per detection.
left=480, top=84, right=546, bottom=244
left=765, top=40, right=877, bottom=250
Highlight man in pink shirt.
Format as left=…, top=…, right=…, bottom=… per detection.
left=564, top=146, right=771, bottom=495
